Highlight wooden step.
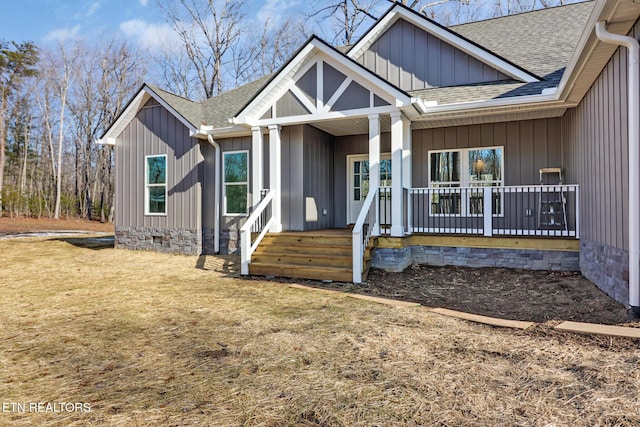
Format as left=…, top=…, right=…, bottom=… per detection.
left=251, top=252, right=353, bottom=268
left=260, top=233, right=352, bottom=247
left=249, top=263, right=353, bottom=282
left=254, top=244, right=352, bottom=256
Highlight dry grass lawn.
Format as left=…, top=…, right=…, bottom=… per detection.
left=1, top=236, right=639, bottom=426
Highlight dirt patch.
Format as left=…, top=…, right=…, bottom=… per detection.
left=0, top=217, right=113, bottom=234
left=286, top=265, right=636, bottom=326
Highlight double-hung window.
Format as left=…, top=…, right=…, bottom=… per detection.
left=223, top=150, right=249, bottom=215
left=145, top=155, right=167, bottom=215
left=428, top=147, right=504, bottom=216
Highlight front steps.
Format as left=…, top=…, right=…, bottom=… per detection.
left=248, top=231, right=375, bottom=282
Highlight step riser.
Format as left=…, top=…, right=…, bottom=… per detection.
left=249, top=265, right=352, bottom=282
left=260, top=236, right=352, bottom=246
left=252, top=255, right=352, bottom=268
left=255, top=245, right=352, bottom=256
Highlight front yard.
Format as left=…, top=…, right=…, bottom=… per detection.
left=1, top=236, right=639, bottom=426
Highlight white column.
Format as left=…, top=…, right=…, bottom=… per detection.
left=268, top=125, right=282, bottom=232
left=390, top=111, right=404, bottom=237
left=402, top=117, right=412, bottom=233
left=369, top=114, right=380, bottom=236
left=251, top=126, right=264, bottom=208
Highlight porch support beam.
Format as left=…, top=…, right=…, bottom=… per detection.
left=251, top=126, right=264, bottom=207
left=402, top=115, right=412, bottom=233
left=390, top=111, right=405, bottom=237
left=269, top=124, right=283, bottom=232
left=369, top=114, right=381, bottom=236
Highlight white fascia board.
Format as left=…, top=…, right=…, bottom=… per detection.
left=198, top=124, right=252, bottom=139
left=99, top=85, right=198, bottom=145
left=556, top=0, right=612, bottom=100
left=348, top=5, right=540, bottom=84
left=233, top=43, right=317, bottom=125
left=419, top=93, right=571, bottom=115
left=99, top=89, right=149, bottom=144
left=254, top=105, right=399, bottom=127
left=144, top=87, right=198, bottom=135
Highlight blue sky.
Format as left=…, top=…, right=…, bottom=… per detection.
left=1, top=0, right=298, bottom=49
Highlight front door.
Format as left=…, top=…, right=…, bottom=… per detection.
left=347, top=154, right=391, bottom=224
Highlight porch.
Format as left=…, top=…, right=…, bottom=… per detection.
left=241, top=183, right=579, bottom=283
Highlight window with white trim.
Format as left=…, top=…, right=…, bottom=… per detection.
left=223, top=150, right=249, bottom=215
left=428, top=147, right=504, bottom=215
left=145, top=154, right=167, bottom=215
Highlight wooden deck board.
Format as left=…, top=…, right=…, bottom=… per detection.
left=555, top=321, right=640, bottom=338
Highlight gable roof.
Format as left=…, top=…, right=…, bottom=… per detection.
left=101, top=0, right=624, bottom=141
left=347, top=2, right=541, bottom=83
left=231, top=36, right=422, bottom=126
left=452, top=1, right=595, bottom=79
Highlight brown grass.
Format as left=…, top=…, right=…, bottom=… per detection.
left=0, top=217, right=113, bottom=233
left=1, top=236, right=639, bottom=426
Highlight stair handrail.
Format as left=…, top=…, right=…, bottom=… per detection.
left=352, top=187, right=379, bottom=283
left=240, top=189, right=275, bottom=275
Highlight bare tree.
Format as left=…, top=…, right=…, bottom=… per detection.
left=153, top=47, right=200, bottom=99
left=310, top=0, right=382, bottom=45
left=159, top=0, right=245, bottom=98
left=230, top=16, right=307, bottom=87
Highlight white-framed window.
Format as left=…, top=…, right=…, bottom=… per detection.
left=145, top=154, right=167, bottom=215
left=223, top=150, right=249, bottom=215
left=428, top=146, right=504, bottom=216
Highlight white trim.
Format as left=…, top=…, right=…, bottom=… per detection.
left=254, top=105, right=399, bottom=127
left=346, top=153, right=392, bottom=225
left=144, top=154, right=168, bottom=216
left=99, top=86, right=198, bottom=145
left=347, top=4, right=539, bottom=83
left=427, top=146, right=505, bottom=217
left=289, top=84, right=318, bottom=114
left=234, top=38, right=413, bottom=126
left=222, top=150, right=250, bottom=217
left=324, top=77, right=353, bottom=112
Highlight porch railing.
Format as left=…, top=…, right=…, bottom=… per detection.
left=240, top=189, right=275, bottom=275
left=353, top=187, right=379, bottom=283
left=407, top=184, right=579, bottom=238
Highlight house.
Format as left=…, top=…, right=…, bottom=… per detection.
left=99, top=0, right=640, bottom=313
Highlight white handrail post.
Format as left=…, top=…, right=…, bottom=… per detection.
left=352, top=228, right=363, bottom=283
left=575, top=185, right=580, bottom=239
left=483, top=186, right=493, bottom=237
left=241, top=228, right=250, bottom=275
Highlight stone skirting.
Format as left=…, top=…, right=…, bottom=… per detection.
left=115, top=226, right=202, bottom=255
left=372, top=245, right=580, bottom=273
left=580, top=238, right=629, bottom=305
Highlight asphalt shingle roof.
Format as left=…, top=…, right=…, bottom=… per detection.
left=150, top=2, right=595, bottom=126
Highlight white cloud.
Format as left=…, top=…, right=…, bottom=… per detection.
left=86, top=1, right=102, bottom=18
left=119, top=19, right=180, bottom=52
left=256, top=0, right=299, bottom=25
left=139, top=0, right=149, bottom=6
left=45, top=25, right=82, bottom=42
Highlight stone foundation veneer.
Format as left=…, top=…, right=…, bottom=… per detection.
left=115, top=226, right=202, bottom=255
left=580, top=238, right=629, bottom=306
left=372, top=245, right=581, bottom=274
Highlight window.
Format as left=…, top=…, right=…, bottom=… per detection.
left=145, top=155, right=167, bottom=215
left=223, top=151, right=249, bottom=215
left=428, top=147, right=504, bottom=215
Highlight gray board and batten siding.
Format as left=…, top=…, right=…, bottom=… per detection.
left=559, top=20, right=640, bottom=304
left=114, top=98, right=205, bottom=254
left=356, top=18, right=511, bottom=91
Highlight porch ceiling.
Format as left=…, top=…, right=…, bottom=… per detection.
left=310, top=114, right=392, bottom=136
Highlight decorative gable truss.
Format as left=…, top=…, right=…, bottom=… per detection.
left=232, top=37, right=425, bottom=128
